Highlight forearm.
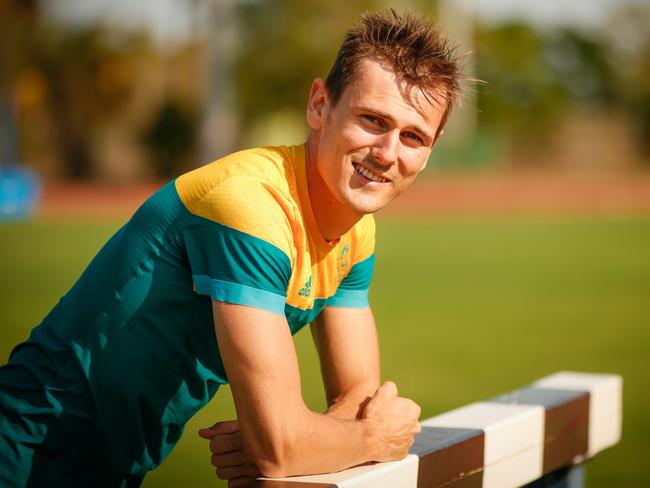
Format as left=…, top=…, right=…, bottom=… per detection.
left=244, top=407, right=380, bottom=477
left=205, top=382, right=420, bottom=481
left=313, top=307, right=381, bottom=421
left=211, top=303, right=416, bottom=479
left=325, top=382, right=378, bottom=420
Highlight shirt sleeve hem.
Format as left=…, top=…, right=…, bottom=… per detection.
left=326, top=288, right=369, bottom=308
left=193, top=274, right=286, bottom=316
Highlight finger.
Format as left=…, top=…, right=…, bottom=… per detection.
left=409, top=435, right=417, bottom=449
left=373, top=381, right=398, bottom=402
left=198, top=429, right=215, bottom=439
left=401, top=398, right=421, bottom=419
left=199, top=421, right=223, bottom=437
left=209, top=432, right=243, bottom=454
left=216, top=464, right=260, bottom=480
left=211, top=449, right=248, bottom=468
left=212, top=419, right=240, bottom=434
left=199, top=419, right=240, bottom=438
left=411, top=404, right=422, bottom=422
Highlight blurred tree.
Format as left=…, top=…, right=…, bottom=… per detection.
left=473, top=14, right=650, bottom=167
left=606, top=3, right=650, bottom=159
left=231, top=0, right=437, bottom=145
left=475, top=22, right=567, bottom=137
left=0, top=0, right=38, bottom=165
left=233, top=0, right=375, bottom=136
left=29, top=26, right=138, bottom=179
left=6, top=0, right=647, bottom=177
left=1, top=0, right=143, bottom=179
left=140, top=99, right=198, bottom=178
left=544, top=28, right=617, bottom=107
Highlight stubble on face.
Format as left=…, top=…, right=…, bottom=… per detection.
left=331, top=61, right=444, bottom=207
left=306, top=58, right=447, bottom=239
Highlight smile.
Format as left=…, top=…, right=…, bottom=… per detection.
left=353, top=163, right=389, bottom=183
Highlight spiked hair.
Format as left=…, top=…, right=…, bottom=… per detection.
left=325, top=10, right=463, bottom=126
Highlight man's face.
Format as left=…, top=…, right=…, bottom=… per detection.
left=307, top=57, right=446, bottom=215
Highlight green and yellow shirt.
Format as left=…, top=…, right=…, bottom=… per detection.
left=0, top=145, right=375, bottom=484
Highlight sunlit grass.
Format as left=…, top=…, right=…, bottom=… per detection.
left=1, top=216, right=648, bottom=486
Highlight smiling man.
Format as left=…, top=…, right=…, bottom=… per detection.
left=199, top=11, right=461, bottom=486
left=0, top=10, right=461, bottom=488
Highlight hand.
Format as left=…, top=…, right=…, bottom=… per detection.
left=361, top=381, right=421, bottom=462
left=199, top=419, right=261, bottom=487
left=325, top=394, right=372, bottom=420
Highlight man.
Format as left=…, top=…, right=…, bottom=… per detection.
left=0, top=10, right=461, bottom=488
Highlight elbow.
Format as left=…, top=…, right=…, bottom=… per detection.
left=256, top=459, right=290, bottom=478
left=244, top=429, right=300, bottom=478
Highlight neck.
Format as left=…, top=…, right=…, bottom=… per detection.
left=304, top=134, right=363, bottom=242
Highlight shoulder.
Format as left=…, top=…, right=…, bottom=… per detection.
left=176, top=146, right=301, bottom=257
left=176, top=146, right=297, bottom=205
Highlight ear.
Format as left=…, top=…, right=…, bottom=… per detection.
left=306, top=78, right=329, bottom=130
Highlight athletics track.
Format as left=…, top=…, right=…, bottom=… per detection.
left=37, top=174, right=650, bottom=219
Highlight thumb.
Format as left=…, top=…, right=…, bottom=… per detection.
left=363, top=381, right=398, bottom=418
left=374, top=381, right=398, bottom=401
left=198, top=419, right=240, bottom=439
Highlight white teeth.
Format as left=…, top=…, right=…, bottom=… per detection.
left=353, top=163, right=388, bottom=183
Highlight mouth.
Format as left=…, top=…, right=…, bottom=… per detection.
left=352, top=162, right=390, bottom=183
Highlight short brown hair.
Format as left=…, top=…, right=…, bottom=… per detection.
left=325, top=10, right=462, bottom=123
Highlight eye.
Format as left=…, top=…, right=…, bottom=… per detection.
left=401, top=131, right=424, bottom=144
left=361, top=114, right=383, bottom=127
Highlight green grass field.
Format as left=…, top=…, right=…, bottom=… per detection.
left=1, top=216, right=649, bottom=486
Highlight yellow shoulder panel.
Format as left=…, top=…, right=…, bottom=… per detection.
left=175, top=147, right=298, bottom=259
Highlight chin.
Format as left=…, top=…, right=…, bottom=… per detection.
left=343, top=193, right=391, bottom=215
left=350, top=204, right=380, bottom=215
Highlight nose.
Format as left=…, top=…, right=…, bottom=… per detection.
left=371, top=129, right=400, bottom=167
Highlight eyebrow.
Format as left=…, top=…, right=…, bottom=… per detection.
left=352, top=104, right=435, bottom=144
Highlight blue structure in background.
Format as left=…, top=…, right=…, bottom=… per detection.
left=0, top=90, right=41, bottom=220
left=0, top=165, right=41, bottom=220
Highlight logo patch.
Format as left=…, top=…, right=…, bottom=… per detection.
left=336, top=244, right=350, bottom=283
left=299, top=276, right=312, bottom=297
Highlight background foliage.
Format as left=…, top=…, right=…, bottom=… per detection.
left=1, top=0, right=649, bottom=179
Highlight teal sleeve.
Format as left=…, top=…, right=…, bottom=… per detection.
left=327, top=254, right=375, bottom=308
left=183, top=215, right=291, bottom=315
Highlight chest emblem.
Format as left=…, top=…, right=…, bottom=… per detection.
left=299, top=276, right=312, bottom=297
left=336, top=244, right=350, bottom=283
